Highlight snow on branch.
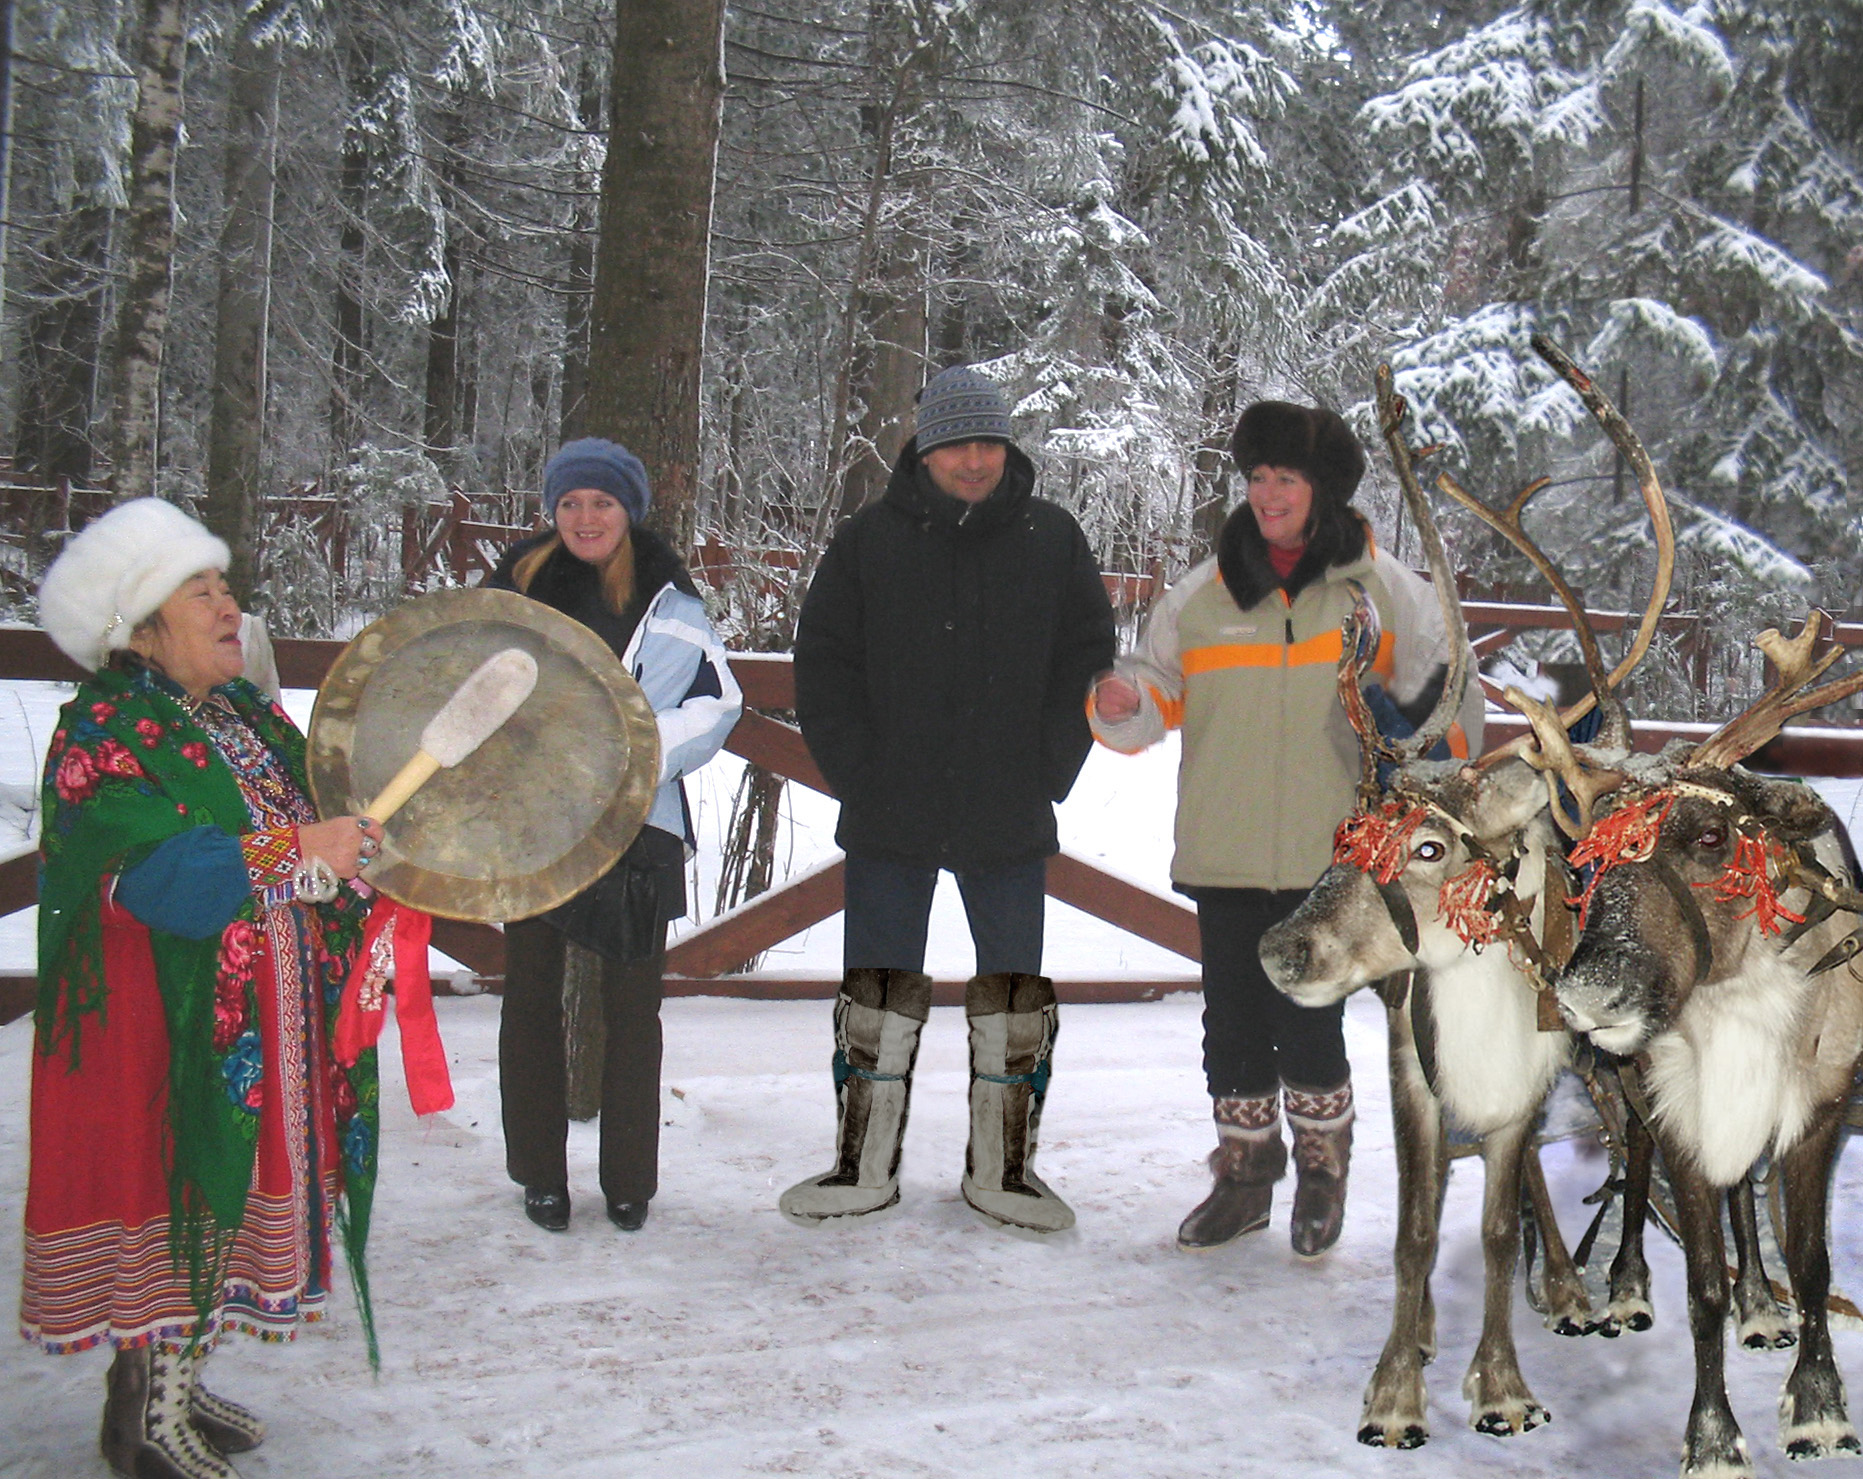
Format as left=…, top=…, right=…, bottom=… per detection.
left=1149, top=19, right=1295, bottom=190
left=1584, top=299, right=1717, bottom=387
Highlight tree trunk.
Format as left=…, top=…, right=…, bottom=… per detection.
left=0, top=0, right=18, bottom=384
left=108, top=0, right=189, bottom=504
left=558, top=50, right=603, bottom=445
left=203, top=22, right=281, bottom=602
left=329, top=29, right=372, bottom=467
left=562, top=941, right=605, bottom=1122
left=586, top=0, right=726, bottom=554
left=836, top=234, right=927, bottom=517
left=423, top=208, right=464, bottom=474
left=13, top=206, right=110, bottom=489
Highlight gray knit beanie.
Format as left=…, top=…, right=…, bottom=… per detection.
left=542, top=437, right=651, bottom=523
left=913, top=365, right=1013, bottom=453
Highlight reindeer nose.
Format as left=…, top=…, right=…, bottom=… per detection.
left=1263, top=935, right=1308, bottom=984
left=1559, top=1000, right=1599, bottom=1033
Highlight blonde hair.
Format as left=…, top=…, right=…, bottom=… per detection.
left=512, top=531, right=635, bottom=615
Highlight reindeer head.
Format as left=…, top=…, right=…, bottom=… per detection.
left=1557, top=768, right=1840, bottom=1054
left=1556, top=612, right=1863, bottom=1055
left=1262, top=759, right=1558, bottom=1003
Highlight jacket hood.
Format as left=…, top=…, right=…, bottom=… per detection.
left=882, top=437, right=1035, bottom=534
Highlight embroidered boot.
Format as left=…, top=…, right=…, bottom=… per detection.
left=1176, top=1092, right=1286, bottom=1250
left=1286, top=1079, right=1355, bottom=1258
left=188, top=1350, right=265, bottom=1456
left=780, top=968, right=933, bottom=1221
left=960, top=973, right=1074, bottom=1232
left=103, top=1345, right=239, bottom=1479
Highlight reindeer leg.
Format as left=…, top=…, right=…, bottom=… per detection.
left=1520, top=1141, right=1597, bottom=1337
left=1727, top=1177, right=1794, bottom=1351
left=1602, top=1105, right=1655, bottom=1335
left=1776, top=1107, right=1860, bottom=1460
left=1463, top=1117, right=1552, bottom=1436
left=1359, top=1000, right=1445, bottom=1450
left=1660, top=1131, right=1750, bottom=1478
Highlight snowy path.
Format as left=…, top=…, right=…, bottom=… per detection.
left=8, top=990, right=1863, bottom=1477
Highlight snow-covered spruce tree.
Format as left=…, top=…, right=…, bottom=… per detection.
left=1329, top=0, right=1861, bottom=717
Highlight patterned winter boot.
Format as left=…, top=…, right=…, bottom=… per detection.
left=1176, top=1092, right=1286, bottom=1250
left=188, top=1351, right=265, bottom=1456
left=780, top=968, right=933, bottom=1221
left=1286, top=1079, right=1354, bottom=1258
left=101, top=1344, right=240, bottom=1479
left=960, top=972, right=1074, bottom=1232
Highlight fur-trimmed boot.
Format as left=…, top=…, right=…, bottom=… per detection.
left=960, top=972, right=1074, bottom=1232
left=101, top=1345, right=239, bottom=1479
left=780, top=968, right=933, bottom=1221
left=1176, top=1092, right=1286, bottom=1250
left=1286, top=1079, right=1354, bottom=1257
left=187, top=1351, right=265, bottom=1456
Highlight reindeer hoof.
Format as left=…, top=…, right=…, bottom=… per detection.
left=1551, top=1315, right=1588, bottom=1338
left=1624, top=1310, right=1653, bottom=1332
left=1358, top=1423, right=1428, bottom=1450
left=1739, top=1327, right=1795, bottom=1352
left=1783, top=1426, right=1861, bottom=1461
left=1473, top=1403, right=1550, bottom=1437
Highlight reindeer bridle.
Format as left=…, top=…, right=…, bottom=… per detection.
left=1331, top=795, right=1568, bottom=990
left=1565, top=779, right=1863, bottom=985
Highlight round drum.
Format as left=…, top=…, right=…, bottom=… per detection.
left=307, top=587, right=660, bottom=922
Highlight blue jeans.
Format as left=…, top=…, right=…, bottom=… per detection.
left=842, top=851, right=1047, bottom=976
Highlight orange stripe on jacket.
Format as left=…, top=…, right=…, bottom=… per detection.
left=1182, top=629, right=1395, bottom=680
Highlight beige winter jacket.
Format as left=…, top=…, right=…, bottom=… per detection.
left=1090, top=542, right=1484, bottom=891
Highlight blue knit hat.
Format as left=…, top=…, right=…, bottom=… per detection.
left=542, top=437, right=651, bottom=523
left=913, top=365, right=1013, bottom=453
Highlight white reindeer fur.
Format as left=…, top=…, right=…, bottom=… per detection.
left=1641, top=831, right=1863, bottom=1188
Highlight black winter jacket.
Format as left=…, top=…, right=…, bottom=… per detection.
left=795, top=440, right=1117, bottom=870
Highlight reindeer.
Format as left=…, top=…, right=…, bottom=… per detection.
left=1260, top=337, right=1682, bottom=1448
left=1551, top=615, right=1863, bottom=1477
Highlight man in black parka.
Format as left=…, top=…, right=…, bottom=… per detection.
left=781, top=364, right=1116, bottom=1233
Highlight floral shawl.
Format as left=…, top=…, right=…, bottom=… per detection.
left=36, top=664, right=377, bottom=1329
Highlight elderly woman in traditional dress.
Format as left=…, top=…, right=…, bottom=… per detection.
left=21, top=499, right=384, bottom=1479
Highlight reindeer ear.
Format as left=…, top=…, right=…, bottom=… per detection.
left=1748, top=774, right=1834, bottom=843
left=1466, top=757, right=1547, bottom=837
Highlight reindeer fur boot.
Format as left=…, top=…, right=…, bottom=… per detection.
left=780, top=968, right=933, bottom=1221
left=186, top=1351, right=265, bottom=1456
left=1176, top=1092, right=1286, bottom=1250
left=961, top=973, right=1074, bottom=1232
left=101, top=1345, right=240, bottom=1479
left=1286, top=1080, right=1354, bottom=1258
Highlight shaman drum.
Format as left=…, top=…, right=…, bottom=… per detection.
left=307, top=587, right=660, bottom=922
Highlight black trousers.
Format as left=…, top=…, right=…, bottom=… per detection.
left=499, top=916, right=667, bottom=1206
left=1190, top=886, right=1348, bottom=1100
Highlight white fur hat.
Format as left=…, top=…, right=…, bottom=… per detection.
left=39, top=499, right=232, bottom=672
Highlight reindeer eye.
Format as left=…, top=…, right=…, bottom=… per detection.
left=1413, top=840, right=1446, bottom=863
left=1695, top=825, right=1726, bottom=849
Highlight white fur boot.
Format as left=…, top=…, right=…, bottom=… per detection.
left=961, top=973, right=1074, bottom=1232
left=780, top=969, right=933, bottom=1221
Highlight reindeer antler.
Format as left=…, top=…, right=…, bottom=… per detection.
left=1463, top=335, right=1677, bottom=768
left=1509, top=686, right=1628, bottom=839
left=1690, top=611, right=1863, bottom=769
left=1375, top=365, right=1471, bottom=764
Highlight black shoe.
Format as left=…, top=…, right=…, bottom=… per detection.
left=606, top=1200, right=649, bottom=1232
left=524, top=1186, right=570, bottom=1231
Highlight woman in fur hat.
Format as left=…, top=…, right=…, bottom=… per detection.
left=1090, top=403, right=1483, bottom=1257
left=488, top=438, right=741, bottom=1235
left=23, top=499, right=386, bottom=1478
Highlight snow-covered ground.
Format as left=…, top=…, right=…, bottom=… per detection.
left=6, top=680, right=1863, bottom=1476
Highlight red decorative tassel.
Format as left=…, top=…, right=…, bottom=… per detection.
left=1333, top=800, right=1426, bottom=884
left=1698, top=829, right=1806, bottom=937
left=1438, top=860, right=1503, bottom=947
left=335, top=895, right=454, bottom=1115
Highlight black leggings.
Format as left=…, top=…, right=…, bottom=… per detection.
left=1190, top=886, right=1348, bottom=1099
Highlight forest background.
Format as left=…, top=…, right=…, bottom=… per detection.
left=1, top=0, right=1860, bottom=742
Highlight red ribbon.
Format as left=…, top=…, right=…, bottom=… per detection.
left=335, top=895, right=455, bottom=1116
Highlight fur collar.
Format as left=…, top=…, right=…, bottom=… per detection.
left=1216, top=501, right=1368, bottom=612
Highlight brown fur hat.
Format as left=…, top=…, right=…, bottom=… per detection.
left=1229, top=401, right=1366, bottom=510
